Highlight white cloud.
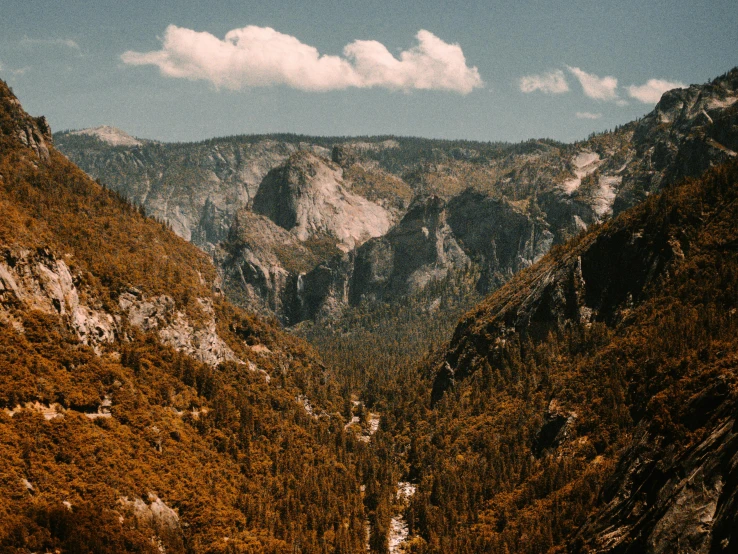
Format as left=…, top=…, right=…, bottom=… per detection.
left=519, top=69, right=569, bottom=94
left=626, top=78, right=686, bottom=103
left=567, top=66, right=619, bottom=101
left=122, top=25, right=483, bottom=94
left=20, top=37, right=80, bottom=51
left=575, top=111, right=602, bottom=120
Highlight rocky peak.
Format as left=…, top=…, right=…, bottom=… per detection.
left=613, top=67, right=738, bottom=210
left=253, top=151, right=393, bottom=251
left=0, top=80, right=52, bottom=160
left=653, top=68, right=738, bottom=128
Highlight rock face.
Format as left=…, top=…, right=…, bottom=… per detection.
left=431, top=201, right=676, bottom=402
left=253, top=151, right=393, bottom=251
left=0, top=246, right=242, bottom=367
left=349, top=195, right=470, bottom=304
left=573, top=393, right=738, bottom=553
left=118, top=291, right=240, bottom=367
left=0, top=248, right=116, bottom=348
left=53, top=134, right=324, bottom=252
left=0, top=85, right=52, bottom=161
left=610, top=72, right=738, bottom=214
left=446, top=190, right=553, bottom=291
left=217, top=208, right=340, bottom=320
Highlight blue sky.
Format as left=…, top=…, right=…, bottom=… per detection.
left=0, top=0, right=736, bottom=143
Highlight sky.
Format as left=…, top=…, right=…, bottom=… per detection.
left=0, top=0, right=736, bottom=144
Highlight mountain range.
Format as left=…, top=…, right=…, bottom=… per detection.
left=55, top=69, right=738, bottom=326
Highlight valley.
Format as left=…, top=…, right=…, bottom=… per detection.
left=1, top=66, right=737, bottom=554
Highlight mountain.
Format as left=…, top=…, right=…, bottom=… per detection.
left=398, top=159, right=738, bottom=553
left=0, top=81, right=378, bottom=553
left=55, top=69, right=738, bottom=326
left=252, top=151, right=393, bottom=251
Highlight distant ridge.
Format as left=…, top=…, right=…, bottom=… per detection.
left=69, top=125, right=143, bottom=147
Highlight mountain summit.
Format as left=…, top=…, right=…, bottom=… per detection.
left=253, top=151, right=393, bottom=251
left=68, top=125, right=143, bottom=147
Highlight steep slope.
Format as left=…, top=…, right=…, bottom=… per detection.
left=397, top=160, right=738, bottom=553
left=53, top=132, right=325, bottom=252
left=216, top=208, right=341, bottom=319
left=0, top=81, right=373, bottom=553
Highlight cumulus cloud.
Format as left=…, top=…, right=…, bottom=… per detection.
left=626, top=78, right=686, bottom=103
left=567, top=66, right=619, bottom=101
left=519, top=69, right=569, bottom=94
left=122, top=25, right=483, bottom=94
left=575, top=111, right=602, bottom=120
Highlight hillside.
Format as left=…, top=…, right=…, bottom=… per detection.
left=391, top=159, right=738, bottom=553
left=0, top=81, right=381, bottom=553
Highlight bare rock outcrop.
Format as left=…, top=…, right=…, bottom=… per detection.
left=253, top=151, right=393, bottom=251
left=0, top=248, right=116, bottom=347
left=573, top=384, right=738, bottom=553
left=118, top=291, right=240, bottom=367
